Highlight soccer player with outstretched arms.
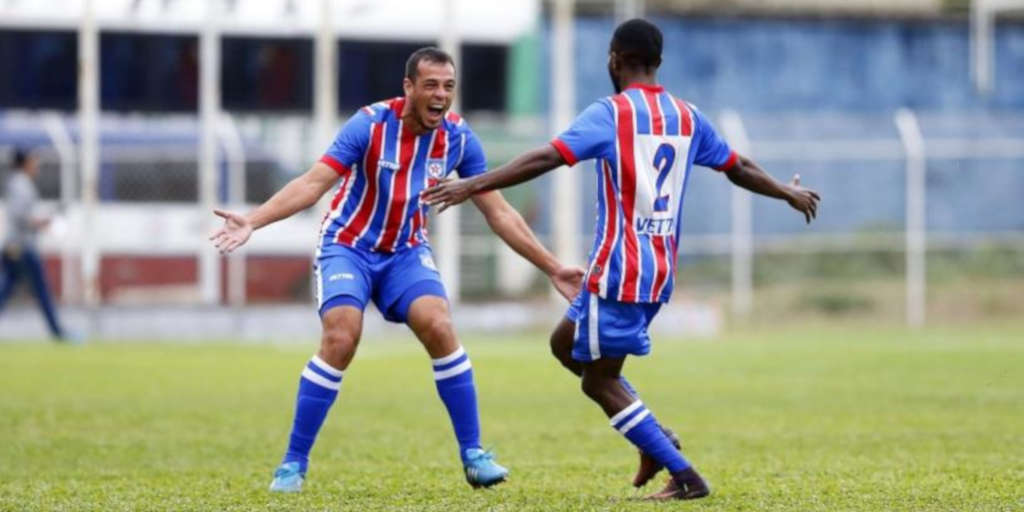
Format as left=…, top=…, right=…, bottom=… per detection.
left=422, top=19, right=820, bottom=500
left=210, top=47, right=584, bottom=493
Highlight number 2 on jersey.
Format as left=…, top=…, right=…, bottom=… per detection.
left=652, top=143, right=676, bottom=212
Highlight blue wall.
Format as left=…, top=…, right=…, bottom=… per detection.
left=562, top=16, right=1024, bottom=113
left=537, top=16, right=1024, bottom=239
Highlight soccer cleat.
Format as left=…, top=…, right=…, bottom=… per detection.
left=632, top=427, right=682, bottom=487
left=645, top=467, right=711, bottom=501
left=268, top=462, right=304, bottom=493
left=462, top=448, right=508, bottom=488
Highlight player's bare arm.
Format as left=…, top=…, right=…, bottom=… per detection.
left=469, top=190, right=584, bottom=301
left=209, top=162, right=338, bottom=254
left=421, top=144, right=564, bottom=211
left=723, top=154, right=821, bottom=223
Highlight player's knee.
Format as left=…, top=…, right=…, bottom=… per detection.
left=420, top=315, right=455, bottom=345
left=320, top=324, right=359, bottom=361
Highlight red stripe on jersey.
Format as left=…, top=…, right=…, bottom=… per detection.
left=650, top=236, right=669, bottom=301
left=430, top=126, right=447, bottom=159
left=643, top=90, right=664, bottom=136
left=612, top=94, right=640, bottom=302
left=587, top=160, right=619, bottom=294
left=336, top=122, right=385, bottom=246
left=376, top=129, right=417, bottom=251
left=319, top=154, right=351, bottom=176
left=445, top=111, right=462, bottom=125
left=673, top=98, right=693, bottom=136
left=390, top=97, right=406, bottom=114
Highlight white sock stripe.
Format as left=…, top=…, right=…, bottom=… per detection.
left=433, top=359, right=472, bottom=380
left=301, top=367, right=341, bottom=391
left=432, top=346, right=466, bottom=366
left=310, top=355, right=344, bottom=378
left=618, top=409, right=651, bottom=435
left=609, top=400, right=645, bottom=427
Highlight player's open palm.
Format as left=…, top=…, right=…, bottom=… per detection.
left=786, top=174, right=820, bottom=224
left=209, top=209, right=253, bottom=254
left=550, top=265, right=586, bottom=302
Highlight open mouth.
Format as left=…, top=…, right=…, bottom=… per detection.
left=426, top=104, right=445, bottom=121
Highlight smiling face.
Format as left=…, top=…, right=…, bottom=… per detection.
left=402, top=59, right=456, bottom=133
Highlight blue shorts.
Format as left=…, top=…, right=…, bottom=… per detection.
left=565, top=287, right=662, bottom=362
left=315, top=244, right=447, bottom=323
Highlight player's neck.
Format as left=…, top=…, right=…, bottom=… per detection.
left=399, top=99, right=431, bottom=136
left=619, top=72, right=658, bottom=91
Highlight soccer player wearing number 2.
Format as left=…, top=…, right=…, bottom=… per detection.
left=422, top=19, right=820, bottom=500
left=210, top=47, right=584, bottom=493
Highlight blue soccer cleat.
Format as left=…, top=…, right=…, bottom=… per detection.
left=463, top=448, right=508, bottom=488
left=268, top=462, right=304, bottom=493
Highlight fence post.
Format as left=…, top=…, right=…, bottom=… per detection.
left=436, top=0, right=463, bottom=305
left=551, top=0, right=581, bottom=298
left=78, top=0, right=100, bottom=309
left=719, top=110, right=753, bottom=319
left=894, top=108, right=926, bottom=328
left=197, top=2, right=222, bottom=306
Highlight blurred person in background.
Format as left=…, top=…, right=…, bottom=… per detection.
left=0, top=148, right=75, bottom=343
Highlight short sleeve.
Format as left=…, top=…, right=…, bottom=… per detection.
left=321, top=109, right=373, bottom=175
left=550, top=100, right=615, bottom=166
left=690, top=105, right=737, bottom=171
left=454, top=126, right=487, bottom=179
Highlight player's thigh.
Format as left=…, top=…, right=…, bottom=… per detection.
left=374, top=245, right=447, bottom=324
left=550, top=317, right=579, bottom=370
left=315, top=246, right=373, bottom=317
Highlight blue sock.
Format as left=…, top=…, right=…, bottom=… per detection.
left=432, top=346, right=481, bottom=462
left=282, top=355, right=343, bottom=474
left=610, top=399, right=690, bottom=473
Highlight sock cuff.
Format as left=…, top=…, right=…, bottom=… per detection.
left=310, top=355, right=344, bottom=377
left=610, top=400, right=651, bottom=434
left=301, top=356, right=343, bottom=391
left=432, top=346, right=466, bottom=366
left=432, top=347, right=472, bottom=381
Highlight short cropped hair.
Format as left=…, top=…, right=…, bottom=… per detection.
left=405, top=47, right=456, bottom=80
left=610, top=18, right=663, bottom=70
left=12, top=147, right=29, bottom=170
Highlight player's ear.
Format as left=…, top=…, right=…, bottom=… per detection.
left=403, top=77, right=414, bottom=97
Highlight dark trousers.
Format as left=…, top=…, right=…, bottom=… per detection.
left=0, top=245, right=64, bottom=338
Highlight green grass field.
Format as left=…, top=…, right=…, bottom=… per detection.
left=2, top=323, right=1022, bottom=511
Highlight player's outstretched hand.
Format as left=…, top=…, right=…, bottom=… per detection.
left=421, top=178, right=475, bottom=212
left=550, top=265, right=586, bottom=302
left=209, top=209, right=253, bottom=254
left=785, top=174, right=820, bottom=224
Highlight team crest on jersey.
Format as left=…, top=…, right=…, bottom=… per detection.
left=427, top=159, right=446, bottom=179
left=419, top=252, right=438, bottom=272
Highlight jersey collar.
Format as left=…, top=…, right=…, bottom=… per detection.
left=624, top=83, right=664, bottom=93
